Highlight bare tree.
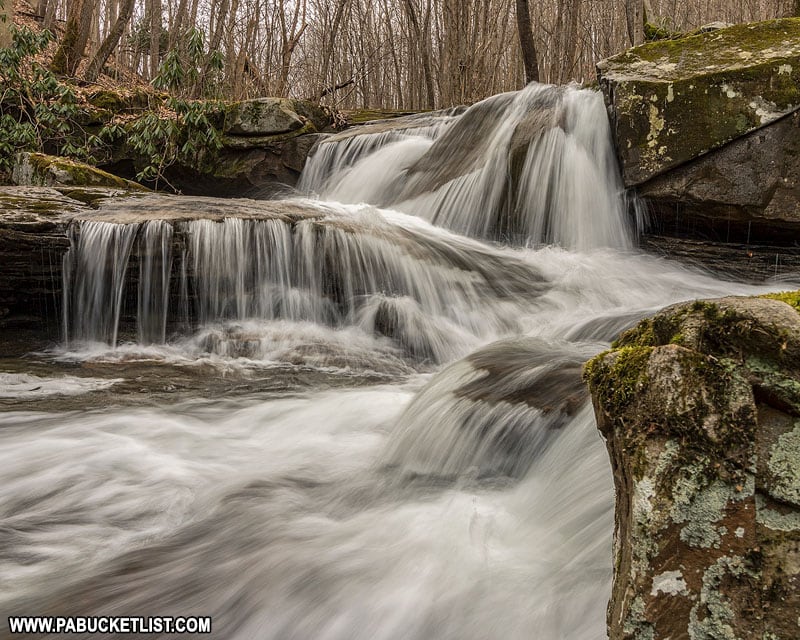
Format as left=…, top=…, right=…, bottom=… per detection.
left=515, top=0, right=539, bottom=83
left=85, top=0, right=138, bottom=82
left=16, top=0, right=791, bottom=108
left=150, top=0, right=163, bottom=78
left=51, top=0, right=95, bottom=76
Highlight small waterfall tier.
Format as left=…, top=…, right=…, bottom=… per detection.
left=301, top=83, right=632, bottom=251
left=381, top=338, right=591, bottom=478
left=62, top=195, right=548, bottom=364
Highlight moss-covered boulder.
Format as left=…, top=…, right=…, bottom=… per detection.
left=598, top=18, right=800, bottom=186
left=12, top=153, right=146, bottom=190
left=585, top=296, right=800, bottom=640
left=222, top=98, right=329, bottom=136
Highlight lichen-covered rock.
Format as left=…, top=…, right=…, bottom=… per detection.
left=597, top=18, right=800, bottom=186
left=223, top=98, right=318, bottom=136
left=637, top=110, right=800, bottom=244
left=12, top=153, right=146, bottom=190
left=585, top=295, right=800, bottom=640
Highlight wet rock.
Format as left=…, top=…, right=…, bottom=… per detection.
left=639, top=236, right=800, bottom=283
left=638, top=110, right=800, bottom=245
left=13, top=152, right=146, bottom=190
left=0, top=187, right=126, bottom=332
left=585, top=295, right=800, bottom=640
left=598, top=18, right=800, bottom=186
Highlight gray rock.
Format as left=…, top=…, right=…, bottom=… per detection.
left=597, top=19, right=800, bottom=186
left=585, top=295, right=800, bottom=640
left=223, top=98, right=308, bottom=136
left=638, top=110, right=800, bottom=244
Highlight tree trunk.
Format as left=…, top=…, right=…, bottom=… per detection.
left=35, top=0, right=48, bottom=21
left=515, top=0, right=539, bottom=84
left=401, top=0, right=435, bottom=109
left=43, top=0, right=56, bottom=30
left=51, top=0, right=95, bottom=76
left=85, top=0, right=136, bottom=82
left=169, top=0, right=189, bottom=50
left=625, top=0, right=645, bottom=46
left=317, top=0, right=348, bottom=102
left=0, top=0, right=12, bottom=49
left=150, top=0, right=162, bottom=79
left=792, top=0, right=800, bottom=18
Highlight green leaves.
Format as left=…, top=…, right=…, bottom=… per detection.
left=152, top=49, right=185, bottom=92
left=120, top=99, right=223, bottom=189
left=0, top=25, right=224, bottom=190
left=0, top=26, right=98, bottom=173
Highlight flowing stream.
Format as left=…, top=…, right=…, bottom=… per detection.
left=0, top=84, right=793, bottom=639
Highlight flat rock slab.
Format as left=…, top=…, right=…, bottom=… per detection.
left=598, top=18, right=800, bottom=185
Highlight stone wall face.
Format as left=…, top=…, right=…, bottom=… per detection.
left=585, top=296, right=800, bottom=640
left=597, top=19, right=800, bottom=245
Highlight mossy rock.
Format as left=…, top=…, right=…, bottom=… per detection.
left=597, top=18, right=800, bottom=185
left=223, top=98, right=311, bottom=136
left=86, top=87, right=161, bottom=113
left=586, top=295, right=800, bottom=639
left=761, top=290, right=800, bottom=313
left=12, top=153, right=147, bottom=191
left=289, top=100, right=333, bottom=132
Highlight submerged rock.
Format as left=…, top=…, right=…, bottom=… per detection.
left=585, top=295, right=800, bottom=640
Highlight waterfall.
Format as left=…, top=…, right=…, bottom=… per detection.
left=137, top=220, right=173, bottom=344
left=63, top=221, right=139, bottom=346
left=302, top=83, right=632, bottom=250
left=6, top=83, right=786, bottom=640
left=61, top=200, right=547, bottom=364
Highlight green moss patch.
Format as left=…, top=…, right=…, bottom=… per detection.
left=760, top=290, right=800, bottom=313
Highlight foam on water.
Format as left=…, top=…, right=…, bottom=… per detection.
left=0, top=373, right=122, bottom=399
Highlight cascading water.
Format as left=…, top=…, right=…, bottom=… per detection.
left=2, top=84, right=794, bottom=639
left=61, top=200, right=547, bottom=366
left=302, top=84, right=631, bottom=250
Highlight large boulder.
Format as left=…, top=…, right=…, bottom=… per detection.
left=638, top=110, right=800, bottom=244
left=222, top=98, right=330, bottom=137
left=585, top=295, right=800, bottom=640
left=598, top=19, right=800, bottom=186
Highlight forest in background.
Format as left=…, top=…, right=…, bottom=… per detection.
left=0, top=0, right=796, bottom=110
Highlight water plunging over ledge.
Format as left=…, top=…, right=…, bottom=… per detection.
left=0, top=84, right=791, bottom=640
